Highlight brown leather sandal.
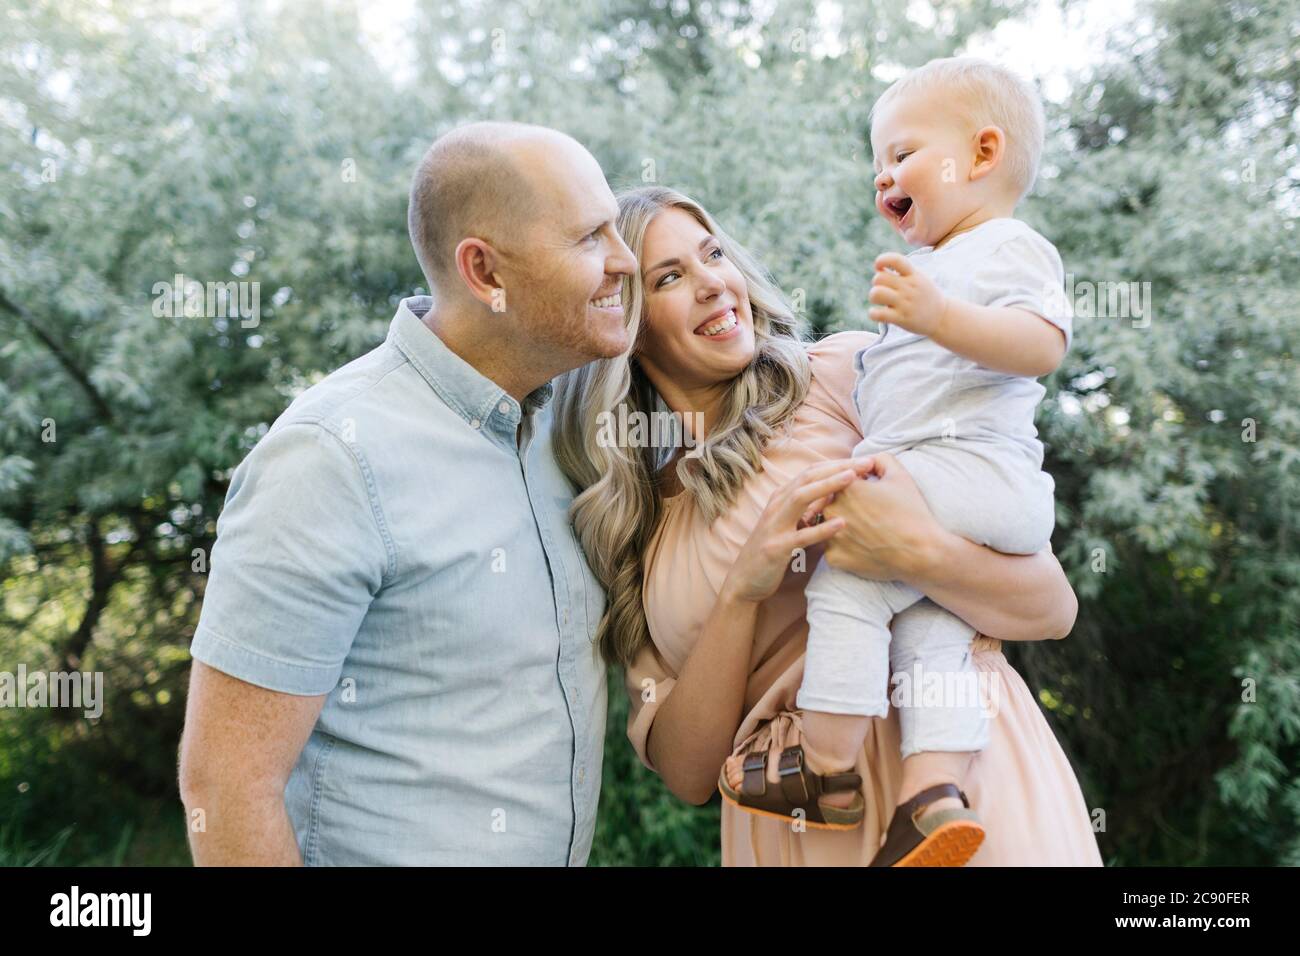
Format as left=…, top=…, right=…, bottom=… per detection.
left=868, top=782, right=985, bottom=866
left=718, top=741, right=865, bottom=831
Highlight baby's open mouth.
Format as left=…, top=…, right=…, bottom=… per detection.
left=886, top=196, right=913, bottom=222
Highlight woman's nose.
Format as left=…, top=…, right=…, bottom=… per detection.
left=696, top=269, right=726, bottom=300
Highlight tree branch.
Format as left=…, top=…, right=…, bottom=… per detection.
left=0, top=286, right=114, bottom=422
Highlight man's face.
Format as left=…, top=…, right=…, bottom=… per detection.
left=493, top=139, right=637, bottom=366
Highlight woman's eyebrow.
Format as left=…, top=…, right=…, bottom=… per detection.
left=644, top=235, right=715, bottom=277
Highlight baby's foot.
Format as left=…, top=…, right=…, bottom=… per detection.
left=722, top=743, right=863, bottom=806
left=723, top=746, right=858, bottom=808
left=723, top=753, right=746, bottom=792
left=908, top=790, right=965, bottom=822
left=801, top=745, right=858, bottom=809
left=869, top=782, right=984, bottom=867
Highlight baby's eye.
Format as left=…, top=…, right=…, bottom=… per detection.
left=896, top=150, right=912, bottom=162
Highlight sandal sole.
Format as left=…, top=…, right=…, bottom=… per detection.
left=894, top=820, right=985, bottom=867
left=717, top=778, right=864, bottom=832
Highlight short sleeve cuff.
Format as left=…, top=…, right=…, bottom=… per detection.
left=189, top=623, right=343, bottom=696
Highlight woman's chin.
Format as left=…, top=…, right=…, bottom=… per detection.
left=699, top=337, right=756, bottom=379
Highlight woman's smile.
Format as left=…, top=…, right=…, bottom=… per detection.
left=694, top=306, right=740, bottom=339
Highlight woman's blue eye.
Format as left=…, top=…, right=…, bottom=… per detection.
left=708, top=246, right=724, bottom=260
left=656, top=271, right=679, bottom=288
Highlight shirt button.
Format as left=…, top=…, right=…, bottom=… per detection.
left=469, top=418, right=481, bottom=429
left=577, top=768, right=585, bottom=784
left=498, top=401, right=510, bottom=414
left=563, top=610, right=570, bottom=625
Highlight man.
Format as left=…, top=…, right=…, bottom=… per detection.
left=178, top=122, right=637, bottom=865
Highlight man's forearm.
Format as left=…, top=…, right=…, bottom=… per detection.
left=906, top=530, right=1077, bottom=641
left=184, top=786, right=303, bottom=866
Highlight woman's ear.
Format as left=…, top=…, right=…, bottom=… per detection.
left=969, top=125, right=1006, bottom=182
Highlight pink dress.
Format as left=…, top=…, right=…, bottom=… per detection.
left=625, top=331, right=1103, bottom=866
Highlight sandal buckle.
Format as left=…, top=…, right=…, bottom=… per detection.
left=777, top=747, right=810, bottom=802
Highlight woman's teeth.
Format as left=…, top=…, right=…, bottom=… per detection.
left=592, top=293, right=621, bottom=308
left=697, top=311, right=737, bottom=336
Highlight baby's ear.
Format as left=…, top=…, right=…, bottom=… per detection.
left=969, top=125, right=1006, bottom=182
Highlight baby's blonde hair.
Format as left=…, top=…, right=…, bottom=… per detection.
left=872, top=56, right=1046, bottom=200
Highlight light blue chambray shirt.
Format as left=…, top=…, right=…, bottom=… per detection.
left=189, top=296, right=607, bottom=866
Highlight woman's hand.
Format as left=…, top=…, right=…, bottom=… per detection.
left=719, top=458, right=876, bottom=605
left=820, top=452, right=949, bottom=583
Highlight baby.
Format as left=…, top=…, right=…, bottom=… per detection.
left=797, top=57, right=1070, bottom=864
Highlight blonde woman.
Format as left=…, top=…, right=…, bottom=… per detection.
left=554, top=186, right=1102, bottom=865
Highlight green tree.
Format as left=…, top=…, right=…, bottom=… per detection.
left=1, top=0, right=1295, bottom=866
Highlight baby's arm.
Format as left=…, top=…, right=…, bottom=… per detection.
left=868, top=251, right=1066, bottom=378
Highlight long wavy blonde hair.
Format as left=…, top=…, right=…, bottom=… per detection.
left=553, top=186, right=811, bottom=668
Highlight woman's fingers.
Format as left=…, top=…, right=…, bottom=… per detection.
left=780, top=458, right=868, bottom=493
left=799, top=493, right=834, bottom=526
left=768, top=458, right=876, bottom=528
left=791, top=516, right=846, bottom=549
left=787, top=468, right=862, bottom=512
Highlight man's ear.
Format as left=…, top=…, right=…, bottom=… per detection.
left=969, top=125, right=1006, bottom=182
left=452, top=237, right=505, bottom=310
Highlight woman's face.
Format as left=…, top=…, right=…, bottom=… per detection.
left=634, top=207, right=756, bottom=391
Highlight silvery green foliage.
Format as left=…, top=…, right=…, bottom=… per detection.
left=0, top=0, right=1294, bottom=865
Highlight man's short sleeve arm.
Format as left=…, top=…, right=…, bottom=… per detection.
left=189, top=421, right=391, bottom=696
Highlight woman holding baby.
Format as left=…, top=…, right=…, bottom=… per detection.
left=554, top=57, right=1102, bottom=866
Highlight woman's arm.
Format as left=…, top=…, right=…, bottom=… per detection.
left=821, top=453, right=1078, bottom=641
left=645, top=587, right=758, bottom=805
left=647, top=459, right=875, bottom=804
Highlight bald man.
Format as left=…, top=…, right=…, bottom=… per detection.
left=179, top=122, right=637, bottom=865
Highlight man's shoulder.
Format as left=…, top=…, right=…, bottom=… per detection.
left=273, top=338, right=416, bottom=440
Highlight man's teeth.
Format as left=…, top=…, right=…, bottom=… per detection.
left=592, top=293, right=621, bottom=308
left=697, top=311, right=737, bottom=336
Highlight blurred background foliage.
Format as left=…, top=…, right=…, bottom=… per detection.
left=0, top=0, right=1296, bottom=866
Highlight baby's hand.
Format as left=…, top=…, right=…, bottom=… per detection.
left=869, top=252, right=947, bottom=337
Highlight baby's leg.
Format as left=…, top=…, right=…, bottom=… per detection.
left=795, top=557, right=922, bottom=805
left=881, top=446, right=1006, bottom=827
left=899, top=443, right=1056, bottom=556
left=889, top=599, right=989, bottom=819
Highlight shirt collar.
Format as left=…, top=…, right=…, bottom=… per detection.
left=388, top=296, right=554, bottom=441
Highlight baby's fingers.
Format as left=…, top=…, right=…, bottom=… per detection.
left=874, top=251, right=913, bottom=275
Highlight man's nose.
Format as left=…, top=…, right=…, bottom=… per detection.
left=609, top=233, right=637, bottom=277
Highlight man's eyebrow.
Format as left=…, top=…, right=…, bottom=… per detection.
left=578, top=207, right=620, bottom=236
left=644, top=234, right=716, bottom=277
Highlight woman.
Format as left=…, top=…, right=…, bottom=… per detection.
left=554, top=185, right=1101, bottom=865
